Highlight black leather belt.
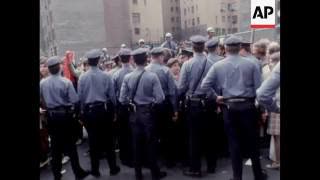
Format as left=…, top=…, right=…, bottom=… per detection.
left=85, top=102, right=105, bottom=109
left=47, top=106, right=73, bottom=114
left=223, top=97, right=255, bottom=103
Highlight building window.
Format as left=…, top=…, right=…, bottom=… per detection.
left=215, top=28, right=220, bottom=35
left=176, top=17, right=179, bottom=23
left=132, top=13, right=141, bottom=24
left=184, top=8, right=186, bottom=15
left=188, top=7, right=190, bottom=12
left=232, top=28, right=238, bottom=33
left=228, top=28, right=232, bottom=34
left=192, top=18, right=195, bottom=26
left=171, top=17, right=175, bottom=22
left=196, top=5, right=198, bottom=10
left=144, top=0, right=146, bottom=6
left=222, top=16, right=225, bottom=22
left=176, top=7, right=179, bottom=13
left=175, top=0, right=178, bottom=2
left=171, top=0, right=173, bottom=2
left=232, top=15, right=238, bottom=24
left=134, top=28, right=140, bottom=35
left=197, top=17, right=200, bottom=24
left=191, top=6, right=194, bottom=13
left=228, top=16, right=231, bottom=22
left=222, top=28, right=225, bottom=34
left=171, top=7, right=174, bottom=12
left=133, top=0, right=138, bottom=4
left=172, top=27, right=175, bottom=32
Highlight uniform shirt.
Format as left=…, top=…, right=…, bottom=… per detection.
left=161, top=40, right=177, bottom=51
left=78, top=66, right=116, bottom=109
left=256, top=62, right=280, bottom=113
left=112, top=63, right=134, bottom=100
left=119, top=66, right=165, bottom=105
left=243, top=54, right=262, bottom=74
left=108, top=66, right=121, bottom=76
left=201, top=54, right=262, bottom=99
left=178, top=52, right=215, bottom=98
left=146, top=61, right=177, bottom=112
left=40, top=74, right=79, bottom=109
left=207, top=52, right=223, bottom=65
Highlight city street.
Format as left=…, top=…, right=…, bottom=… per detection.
left=40, top=142, right=280, bottom=180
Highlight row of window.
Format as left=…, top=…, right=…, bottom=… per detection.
left=171, top=16, right=180, bottom=23
left=171, top=6, right=180, bottom=13
left=184, top=17, right=200, bottom=28
left=170, top=0, right=179, bottom=3
left=132, top=0, right=147, bottom=5
left=215, top=27, right=238, bottom=35
left=184, top=5, right=198, bottom=15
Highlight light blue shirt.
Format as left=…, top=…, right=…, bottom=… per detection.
left=256, top=62, right=280, bottom=112
left=201, top=54, right=262, bottom=99
left=146, top=60, right=177, bottom=111
left=112, top=63, right=134, bottom=100
left=178, top=52, right=215, bottom=98
left=40, top=74, right=79, bottom=108
left=243, top=54, right=262, bottom=74
left=78, top=66, right=116, bottom=109
left=119, top=66, right=165, bottom=105
left=207, top=52, right=223, bottom=65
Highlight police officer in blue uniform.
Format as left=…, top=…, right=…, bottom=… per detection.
left=201, top=35, right=267, bottom=180
left=40, top=56, right=89, bottom=180
left=240, top=40, right=262, bottom=74
left=145, top=47, right=178, bottom=168
left=178, top=35, right=218, bottom=177
left=78, top=49, right=120, bottom=178
left=112, top=48, right=134, bottom=167
left=119, top=48, right=167, bottom=180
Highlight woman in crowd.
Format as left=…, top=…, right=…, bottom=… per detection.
left=166, top=58, right=180, bottom=85
left=263, top=43, right=281, bottom=169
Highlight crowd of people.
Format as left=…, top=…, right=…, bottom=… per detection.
left=39, top=30, right=280, bottom=180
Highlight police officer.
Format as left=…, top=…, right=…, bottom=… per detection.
left=178, top=35, right=218, bottom=177
left=206, top=27, right=215, bottom=41
left=206, top=38, right=224, bottom=64
left=179, top=47, right=193, bottom=65
left=240, top=40, right=262, bottom=74
left=161, top=33, right=178, bottom=56
left=119, top=48, right=167, bottom=180
left=145, top=47, right=178, bottom=167
left=112, top=48, right=134, bottom=167
left=40, top=56, right=89, bottom=180
left=139, top=39, right=150, bottom=49
left=78, top=49, right=120, bottom=178
left=201, top=35, right=267, bottom=180
left=109, top=54, right=122, bottom=75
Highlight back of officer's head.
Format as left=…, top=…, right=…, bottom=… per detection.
left=206, top=38, right=219, bottom=53
left=132, top=48, right=149, bottom=66
left=190, top=35, right=206, bottom=53
left=47, top=56, right=61, bottom=75
left=151, top=47, right=165, bottom=62
left=118, top=48, right=132, bottom=63
left=240, top=42, right=251, bottom=53
left=85, top=49, right=102, bottom=67
left=224, top=36, right=242, bottom=55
